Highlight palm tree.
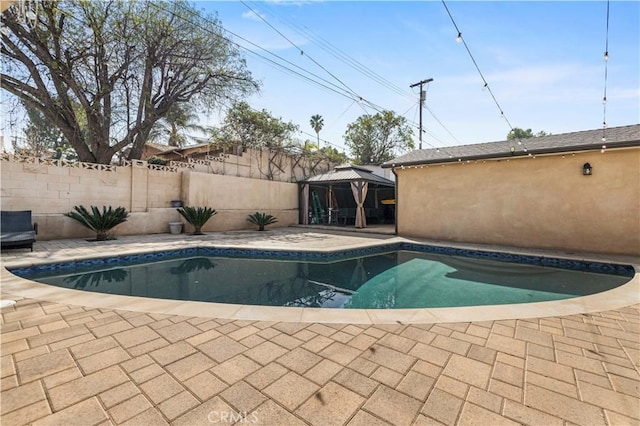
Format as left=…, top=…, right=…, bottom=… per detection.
left=151, top=103, right=207, bottom=147
left=310, top=114, right=324, bottom=147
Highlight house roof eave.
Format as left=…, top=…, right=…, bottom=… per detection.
left=382, top=140, right=640, bottom=168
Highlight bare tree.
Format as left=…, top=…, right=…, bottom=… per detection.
left=1, top=0, right=257, bottom=164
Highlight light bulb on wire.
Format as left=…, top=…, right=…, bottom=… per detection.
left=482, top=83, right=488, bottom=91
left=603, top=51, right=609, bottom=61
left=456, top=32, right=462, bottom=43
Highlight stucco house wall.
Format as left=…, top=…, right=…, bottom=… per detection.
left=394, top=147, right=639, bottom=256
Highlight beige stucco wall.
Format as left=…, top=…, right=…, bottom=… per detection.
left=395, top=148, right=640, bottom=256
left=180, top=171, right=298, bottom=233
left=1, top=158, right=299, bottom=240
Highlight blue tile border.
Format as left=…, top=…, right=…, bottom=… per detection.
left=9, top=243, right=635, bottom=278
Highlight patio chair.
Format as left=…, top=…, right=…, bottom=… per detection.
left=1, top=210, right=38, bottom=251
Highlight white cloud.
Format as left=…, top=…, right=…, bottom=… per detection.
left=241, top=10, right=266, bottom=22
left=265, top=0, right=322, bottom=6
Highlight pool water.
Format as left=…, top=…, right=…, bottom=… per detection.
left=14, top=250, right=633, bottom=309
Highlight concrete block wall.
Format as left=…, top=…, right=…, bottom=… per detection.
left=1, top=157, right=299, bottom=240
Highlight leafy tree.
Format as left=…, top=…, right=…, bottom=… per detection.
left=13, top=102, right=77, bottom=160
left=317, top=146, right=348, bottom=164
left=215, top=102, right=299, bottom=149
left=507, top=127, right=549, bottom=140
left=309, top=114, right=324, bottom=147
left=301, top=139, right=319, bottom=152
left=344, top=111, right=414, bottom=164
left=150, top=103, right=207, bottom=147
left=1, top=0, right=257, bottom=164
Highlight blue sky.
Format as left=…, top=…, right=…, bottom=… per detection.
left=197, top=0, right=639, bottom=153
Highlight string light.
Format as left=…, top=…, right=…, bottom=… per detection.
left=392, top=149, right=599, bottom=172
left=601, top=0, right=610, bottom=145
left=441, top=0, right=531, bottom=156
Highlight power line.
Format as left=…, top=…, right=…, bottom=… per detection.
left=236, top=1, right=384, bottom=122
left=247, top=1, right=414, bottom=101
left=149, top=2, right=451, bottom=154
left=148, top=2, right=376, bottom=111
left=243, top=0, right=461, bottom=147
left=240, top=1, right=362, bottom=103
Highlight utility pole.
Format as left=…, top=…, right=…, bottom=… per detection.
left=409, top=78, right=433, bottom=149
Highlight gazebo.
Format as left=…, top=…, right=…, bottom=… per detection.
left=300, top=165, right=395, bottom=228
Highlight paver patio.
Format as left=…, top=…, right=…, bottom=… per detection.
left=1, top=229, right=639, bottom=425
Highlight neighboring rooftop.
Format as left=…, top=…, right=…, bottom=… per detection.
left=383, top=124, right=640, bottom=168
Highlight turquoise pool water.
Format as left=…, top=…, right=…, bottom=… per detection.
left=13, top=249, right=633, bottom=309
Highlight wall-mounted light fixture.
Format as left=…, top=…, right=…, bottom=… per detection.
left=582, top=162, right=593, bottom=176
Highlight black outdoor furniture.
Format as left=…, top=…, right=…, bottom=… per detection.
left=1, top=210, right=38, bottom=251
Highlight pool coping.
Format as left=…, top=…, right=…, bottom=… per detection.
left=1, top=231, right=639, bottom=324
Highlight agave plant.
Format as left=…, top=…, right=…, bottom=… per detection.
left=64, top=205, right=129, bottom=241
left=247, top=212, right=278, bottom=231
left=177, top=206, right=217, bottom=235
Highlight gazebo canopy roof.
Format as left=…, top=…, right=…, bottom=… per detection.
left=304, top=164, right=394, bottom=186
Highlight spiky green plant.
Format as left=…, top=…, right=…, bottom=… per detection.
left=177, top=206, right=217, bottom=235
left=64, top=205, right=129, bottom=241
left=247, top=212, right=278, bottom=231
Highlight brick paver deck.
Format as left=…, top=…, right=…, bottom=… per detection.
left=1, top=229, right=639, bottom=425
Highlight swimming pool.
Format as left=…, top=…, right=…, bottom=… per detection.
left=10, top=243, right=634, bottom=309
